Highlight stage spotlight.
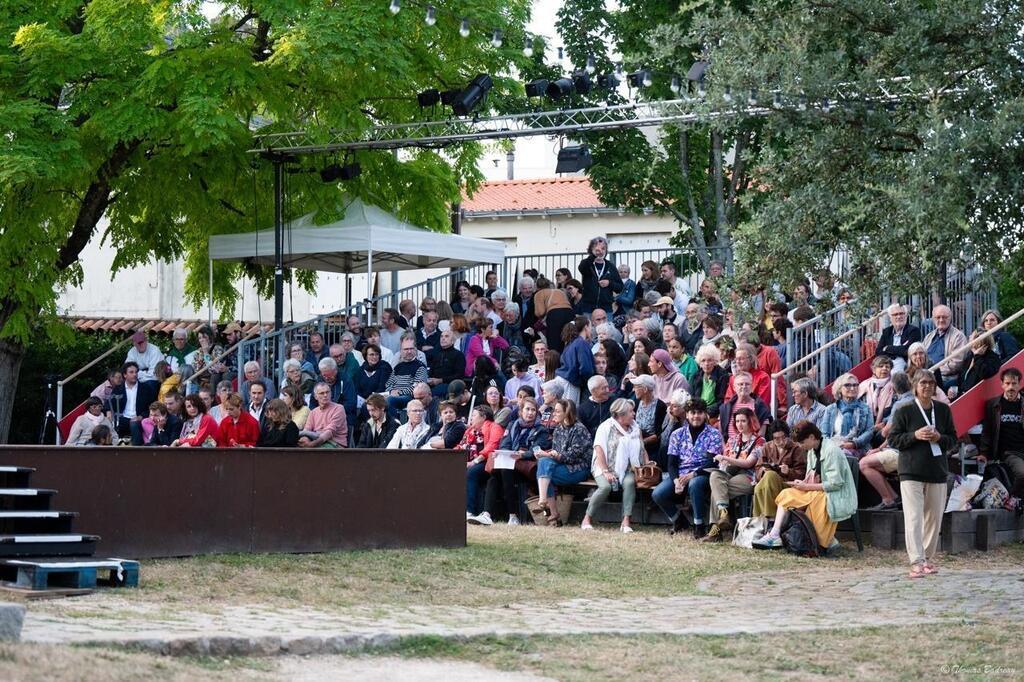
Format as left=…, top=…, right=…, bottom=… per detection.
left=687, top=60, right=708, bottom=82
left=573, top=71, right=593, bottom=95
left=555, top=145, right=592, bottom=173
left=440, top=89, right=460, bottom=106
left=525, top=79, right=549, bottom=98
left=627, top=69, right=651, bottom=88
left=546, top=77, right=574, bottom=100
left=597, top=73, right=620, bottom=89
left=417, top=89, right=440, bottom=107
left=452, top=73, right=493, bottom=116
left=320, top=163, right=361, bottom=183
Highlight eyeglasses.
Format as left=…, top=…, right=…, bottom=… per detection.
left=842, top=383, right=859, bottom=388
left=408, top=409, right=424, bottom=413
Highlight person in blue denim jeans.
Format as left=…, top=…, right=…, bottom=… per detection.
left=652, top=398, right=723, bottom=538
left=535, top=399, right=593, bottom=526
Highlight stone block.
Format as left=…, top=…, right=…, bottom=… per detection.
left=0, top=603, right=24, bottom=642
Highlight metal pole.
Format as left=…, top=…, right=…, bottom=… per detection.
left=273, top=158, right=285, bottom=332
left=55, top=384, right=63, bottom=445
left=208, top=258, right=214, bottom=328
left=366, top=248, right=374, bottom=326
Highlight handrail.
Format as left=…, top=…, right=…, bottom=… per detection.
left=927, top=306, right=1024, bottom=375
left=182, top=328, right=263, bottom=387
left=790, top=300, right=854, bottom=335
left=55, top=336, right=133, bottom=444
left=770, top=309, right=888, bottom=417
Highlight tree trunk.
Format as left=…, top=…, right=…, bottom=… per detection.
left=0, top=340, right=25, bottom=444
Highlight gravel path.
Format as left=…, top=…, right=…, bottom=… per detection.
left=21, top=568, right=1024, bottom=656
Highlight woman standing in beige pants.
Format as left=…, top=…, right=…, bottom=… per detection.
left=886, top=372, right=958, bottom=579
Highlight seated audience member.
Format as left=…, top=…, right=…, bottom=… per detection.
left=877, top=304, right=921, bottom=372
left=859, top=355, right=895, bottom=442
left=107, top=361, right=158, bottom=445
left=655, top=389, right=689, bottom=471
left=886, top=372, right=957, bottom=577
left=126, top=331, right=165, bottom=384
left=564, top=278, right=584, bottom=313
left=288, top=342, right=318, bottom=376
left=86, top=424, right=114, bottom=446
left=146, top=401, right=182, bottom=446
left=555, top=317, right=595, bottom=405
left=957, top=330, right=1001, bottom=397
left=484, top=385, right=508, bottom=426
left=354, top=343, right=392, bottom=399
left=165, top=327, right=195, bottom=376
left=581, top=399, right=647, bottom=533
left=378, top=308, right=406, bottom=356
left=652, top=398, right=722, bottom=538
left=416, top=311, right=441, bottom=353
left=299, top=382, right=348, bottom=448
left=981, top=308, right=1021, bottom=360
left=637, top=260, right=660, bottom=300
left=600, top=339, right=628, bottom=389
left=701, top=407, right=765, bottom=543
left=464, top=317, right=509, bottom=378
left=719, top=372, right=772, bottom=441
left=649, top=348, right=690, bottom=404
left=667, top=337, right=699, bottom=386
left=483, top=397, right=551, bottom=526
left=153, top=361, right=181, bottom=401
left=316, top=356, right=358, bottom=432
left=753, top=420, right=858, bottom=551
left=355, top=394, right=399, bottom=448
left=752, top=420, right=806, bottom=517
left=614, top=263, right=637, bottom=315
left=979, top=367, right=1024, bottom=500
left=698, top=313, right=724, bottom=350
left=528, top=339, right=549, bottom=381
left=535, top=399, right=592, bottom=526
left=282, top=358, right=315, bottom=396
left=247, top=382, right=269, bottom=431
left=347, top=314, right=366, bottom=349
left=679, top=302, right=706, bottom=355
left=787, top=378, right=827, bottom=429
left=219, top=392, right=260, bottom=447
left=329, top=343, right=360, bottom=385
left=163, top=390, right=185, bottom=421
left=257, top=398, right=300, bottom=448
left=579, top=375, right=614, bottom=434
left=497, top=303, right=526, bottom=353
left=426, top=328, right=467, bottom=398
left=304, top=331, right=329, bottom=369
left=447, top=380, right=473, bottom=422
left=239, top=360, right=278, bottom=400
left=425, top=400, right=468, bottom=450
left=724, top=343, right=771, bottom=404
left=629, top=374, right=667, bottom=465
left=504, top=357, right=543, bottom=405
left=398, top=299, right=417, bottom=329
left=692, top=345, right=729, bottom=419
left=771, top=318, right=793, bottom=367
left=464, top=406, right=506, bottom=524
left=280, top=385, right=310, bottom=430
left=386, top=399, right=432, bottom=449
left=821, top=372, right=874, bottom=457
left=67, top=397, right=114, bottom=446
left=340, top=332, right=364, bottom=368
left=91, top=368, right=123, bottom=403
left=171, top=394, right=221, bottom=447
left=452, top=280, right=473, bottom=315
left=412, top=382, right=439, bottom=426
left=197, top=387, right=214, bottom=416
left=385, top=335, right=430, bottom=412
left=363, top=327, right=394, bottom=365
left=860, top=372, right=914, bottom=511
left=921, top=304, right=968, bottom=391
left=538, top=379, right=564, bottom=425
left=209, top=381, right=233, bottom=423
left=189, top=325, right=226, bottom=390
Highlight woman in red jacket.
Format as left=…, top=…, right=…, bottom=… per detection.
left=172, top=394, right=222, bottom=447
left=462, top=405, right=505, bottom=524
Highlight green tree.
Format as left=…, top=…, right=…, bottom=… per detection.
left=0, top=0, right=531, bottom=442
left=683, top=0, right=1024, bottom=301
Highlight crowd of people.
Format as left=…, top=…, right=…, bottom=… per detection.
left=66, top=236, right=1023, bottom=575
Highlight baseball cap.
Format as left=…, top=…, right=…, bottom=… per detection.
left=223, top=322, right=243, bottom=334
left=448, top=379, right=467, bottom=397
left=628, top=374, right=656, bottom=391
left=131, top=331, right=146, bottom=343
left=655, top=296, right=676, bottom=307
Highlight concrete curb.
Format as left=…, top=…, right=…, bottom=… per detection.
left=118, top=633, right=404, bottom=658
left=0, top=603, right=25, bottom=642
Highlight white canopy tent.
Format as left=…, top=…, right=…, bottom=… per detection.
left=207, top=198, right=505, bottom=314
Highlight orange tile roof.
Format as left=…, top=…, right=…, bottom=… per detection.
left=62, top=317, right=274, bottom=336
left=462, top=177, right=608, bottom=213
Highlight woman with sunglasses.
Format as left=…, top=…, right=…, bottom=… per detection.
left=819, top=372, right=874, bottom=457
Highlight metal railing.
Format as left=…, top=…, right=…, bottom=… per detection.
left=55, top=337, right=133, bottom=444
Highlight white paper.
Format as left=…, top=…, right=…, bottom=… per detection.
left=492, top=450, right=518, bottom=470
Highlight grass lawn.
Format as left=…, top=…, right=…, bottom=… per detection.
left=125, top=526, right=1024, bottom=612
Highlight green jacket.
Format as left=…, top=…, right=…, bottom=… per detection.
left=808, top=439, right=858, bottom=523
left=887, top=398, right=957, bottom=484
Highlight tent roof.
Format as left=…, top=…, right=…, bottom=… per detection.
left=208, top=198, right=504, bottom=273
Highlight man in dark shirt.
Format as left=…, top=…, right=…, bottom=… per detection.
left=578, top=375, right=614, bottom=435
left=980, top=367, right=1024, bottom=497
left=876, top=303, right=921, bottom=372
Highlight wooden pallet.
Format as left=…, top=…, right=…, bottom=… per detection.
left=0, top=558, right=139, bottom=590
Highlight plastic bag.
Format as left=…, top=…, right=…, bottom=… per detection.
left=945, top=474, right=983, bottom=513
left=973, top=478, right=1011, bottom=510
left=732, top=516, right=769, bottom=548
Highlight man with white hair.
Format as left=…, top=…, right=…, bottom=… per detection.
left=516, top=275, right=537, bottom=341
left=239, top=360, right=277, bottom=400
left=165, top=327, right=195, bottom=376
left=921, top=304, right=968, bottom=391
left=314, top=356, right=357, bottom=437
left=877, top=303, right=921, bottom=373
left=578, top=374, right=614, bottom=434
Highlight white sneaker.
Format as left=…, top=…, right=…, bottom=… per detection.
left=507, top=514, right=521, bottom=526
left=466, top=512, right=474, bottom=521
left=620, top=526, right=634, bottom=534
left=580, top=521, right=594, bottom=530
left=468, top=512, right=493, bottom=526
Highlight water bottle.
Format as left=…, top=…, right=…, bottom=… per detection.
left=611, top=475, right=620, bottom=493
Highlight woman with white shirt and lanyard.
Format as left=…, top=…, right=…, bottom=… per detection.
left=886, top=371, right=957, bottom=579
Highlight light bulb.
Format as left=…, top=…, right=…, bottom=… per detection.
left=642, top=70, right=652, bottom=87
left=772, top=91, right=782, bottom=108
left=670, top=74, right=681, bottom=93
left=822, top=97, right=831, bottom=113
left=798, top=93, right=807, bottom=111
left=722, top=85, right=733, bottom=102
left=425, top=6, right=436, bottom=26
left=748, top=88, right=758, bottom=106
left=388, top=0, right=400, bottom=15
left=459, top=18, right=470, bottom=37
left=585, top=54, right=596, bottom=75
left=522, top=37, right=533, bottom=57
left=491, top=29, right=503, bottom=48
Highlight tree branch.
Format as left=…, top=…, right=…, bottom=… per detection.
left=252, top=19, right=272, bottom=62
left=677, top=129, right=710, bottom=270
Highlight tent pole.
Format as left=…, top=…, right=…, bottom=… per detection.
left=273, top=157, right=285, bottom=332
left=207, top=258, right=213, bottom=327
left=366, top=248, right=373, bottom=326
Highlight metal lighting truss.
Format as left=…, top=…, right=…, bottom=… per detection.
left=250, top=74, right=964, bottom=155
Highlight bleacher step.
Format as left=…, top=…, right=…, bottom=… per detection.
left=0, top=557, right=138, bottom=591
left=0, top=534, right=99, bottom=557
left=0, top=511, right=77, bottom=534
left=0, top=468, right=35, bottom=489
left=0, top=489, right=57, bottom=511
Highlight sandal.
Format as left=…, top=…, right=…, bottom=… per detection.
left=539, top=501, right=551, bottom=518
left=548, top=517, right=563, bottom=527
left=908, top=564, right=926, bottom=579
left=922, top=563, right=939, bottom=576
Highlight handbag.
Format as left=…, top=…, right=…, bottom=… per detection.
left=634, top=462, right=662, bottom=489
left=732, top=516, right=768, bottom=548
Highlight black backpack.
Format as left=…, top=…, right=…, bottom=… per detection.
left=780, top=508, right=825, bottom=558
